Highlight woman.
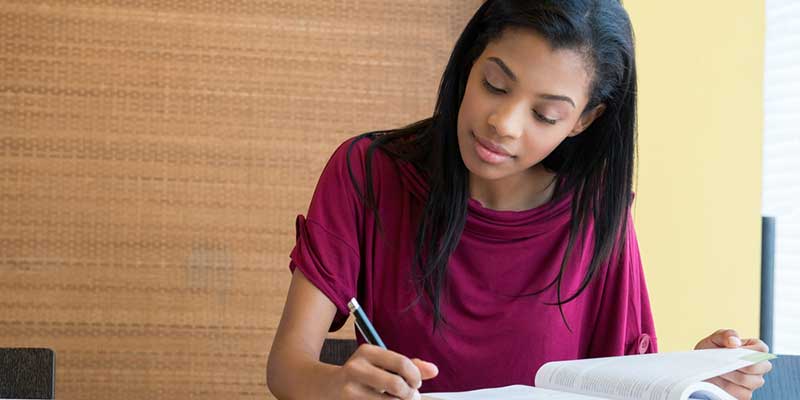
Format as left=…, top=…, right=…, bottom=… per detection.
left=267, top=1, right=771, bottom=399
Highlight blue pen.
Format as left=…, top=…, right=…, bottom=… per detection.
left=348, top=297, right=387, bottom=349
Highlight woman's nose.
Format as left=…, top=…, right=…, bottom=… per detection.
left=487, top=101, right=527, bottom=139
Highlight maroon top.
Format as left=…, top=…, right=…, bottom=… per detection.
left=289, top=136, right=657, bottom=392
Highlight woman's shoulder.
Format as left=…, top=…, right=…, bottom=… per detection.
left=317, top=132, right=398, bottom=187
left=323, top=131, right=429, bottom=201
left=325, top=132, right=394, bottom=178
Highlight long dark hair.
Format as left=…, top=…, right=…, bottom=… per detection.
left=348, top=0, right=637, bottom=331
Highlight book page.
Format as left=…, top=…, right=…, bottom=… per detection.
left=534, top=349, right=774, bottom=400
left=422, top=384, right=611, bottom=400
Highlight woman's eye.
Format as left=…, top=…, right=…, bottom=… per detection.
left=483, top=78, right=557, bottom=125
left=533, top=110, right=557, bottom=125
left=481, top=78, right=505, bottom=94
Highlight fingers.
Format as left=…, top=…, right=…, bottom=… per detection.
left=699, top=329, right=769, bottom=352
left=709, top=329, right=742, bottom=348
left=738, top=360, right=773, bottom=375
left=343, top=357, right=418, bottom=399
left=695, top=329, right=740, bottom=350
left=735, top=338, right=772, bottom=377
left=740, top=337, right=769, bottom=353
left=342, top=344, right=423, bottom=399
left=411, top=358, right=440, bottom=380
left=341, top=381, right=409, bottom=400
left=694, top=329, right=773, bottom=400
left=707, top=376, right=755, bottom=400
left=718, top=369, right=766, bottom=391
left=367, top=348, right=423, bottom=389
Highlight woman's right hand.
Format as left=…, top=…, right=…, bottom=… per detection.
left=336, top=344, right=439, bottom=399
left=267, top=270, right=438, bottom=400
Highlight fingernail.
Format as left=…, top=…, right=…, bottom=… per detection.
left=728, top=336, right=742, bottom=347
left=416, top=380, right=422, bottom=389
left=412, top=390, right=421, bottom=400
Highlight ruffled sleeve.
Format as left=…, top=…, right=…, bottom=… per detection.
left=289, top=136, right=370, bottom=331
left=587, top=211, right=658, bottom=356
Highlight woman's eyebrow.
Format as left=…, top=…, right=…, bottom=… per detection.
left=487, top=56, right=576, bottom=108
left=488, top=56, right=520, bottom=82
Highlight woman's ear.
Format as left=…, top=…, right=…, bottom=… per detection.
left=568, top=103, right=606, bottom=137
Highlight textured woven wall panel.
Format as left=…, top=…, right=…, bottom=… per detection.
left=0, top=0, right=480, bottom=398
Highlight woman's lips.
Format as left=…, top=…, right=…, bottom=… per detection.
left=473, top=133, right=513, bottom=164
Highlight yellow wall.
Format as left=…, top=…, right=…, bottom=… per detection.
left=625, top=2, right=765, bottom=351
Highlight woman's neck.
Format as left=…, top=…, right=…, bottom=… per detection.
left=469, top=165, right=556, bottom=211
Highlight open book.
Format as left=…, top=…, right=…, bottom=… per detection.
left=423, top=348, right=776, bottom=400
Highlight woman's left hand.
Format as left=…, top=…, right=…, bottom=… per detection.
left=694, top=329, right=773, bottom=400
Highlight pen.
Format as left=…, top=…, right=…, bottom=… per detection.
left=348, top=297, right=387, bottom=349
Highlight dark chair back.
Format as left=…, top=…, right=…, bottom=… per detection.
left=753, top=354, right=800, bottom=400
left=0, top=348, right=55, bottom=399
left=320, top=339, right=358, bottom=366
left=760, top=216, right=776, bottom=348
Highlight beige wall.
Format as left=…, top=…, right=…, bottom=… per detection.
left=0, top=1, right=479, bottom=399
left=627, top=1, right=765, bottom=351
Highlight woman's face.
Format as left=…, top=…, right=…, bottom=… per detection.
left=457, top=28, right=604, bottom=185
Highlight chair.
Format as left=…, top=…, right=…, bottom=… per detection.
left=0, top=348, right=55, bottom=399
left=753, top=354, right=800, bottom=399
left=760, top=216, right=775, bottom=349
left=319, top=339, right=358, bottom=366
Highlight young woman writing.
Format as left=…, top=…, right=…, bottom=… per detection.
left=267, top=1, right=772, bottom=399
